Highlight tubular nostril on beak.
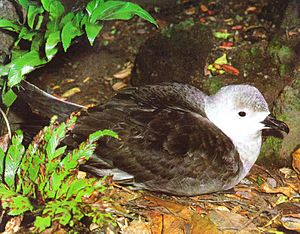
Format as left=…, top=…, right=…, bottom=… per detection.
left=261, top=115, right=289, bottom=134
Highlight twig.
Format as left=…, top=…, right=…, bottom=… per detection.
left=0, top=107, right=11, bottom=139
left=112, top=182, right=136, bottom=195
left=239, top=209, right=264, bottom=231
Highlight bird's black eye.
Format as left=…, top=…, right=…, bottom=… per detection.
left=238, top=111, right=246, bottom=117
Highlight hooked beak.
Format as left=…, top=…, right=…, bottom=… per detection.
left=261, top=115, right=289, bottom=134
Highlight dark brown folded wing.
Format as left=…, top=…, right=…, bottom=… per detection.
left=68, top=87, right=242, bottom=195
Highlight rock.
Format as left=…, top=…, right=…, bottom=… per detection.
left=258, top=71, right=300, bottom=167
left=259, top=0, right=289, bottom=28
left=0, top=0, right=19, bottom=64
left=131, top=21, right=213, bottom=88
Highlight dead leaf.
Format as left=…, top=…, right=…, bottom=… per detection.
left=144, top=196, right=219, bottom=234
left=113, top=67, right=132, bottom=79
left=83, top=76, right=92, bottom=83
left=199, top=17, right=207, bottom=23
left=208, top=210, right=257, bottom=233
left=278, top=202, right=300, bottom=232
left=122, top=220, right=151, bottom=234
left=215, top=206, right=230, bottom=212
left=191, top=213, right=220, bottom=234
left=224, top=18, right=234, bottom=26
left=200, top=4, right=208, bottom=12
left=292, top=148, right=300, bottom=174
left=185, top=7, right=196, bottom=15
left=112, top=82, right=127, bottom=91
left=102, top=32, right=115, bottom=40
left=281, top=216, right=300, bottom=231
left=259, top=182, right=297, bottom=198
left=207, top=10, right=213, bottom=15
left=52, top=85, right=60, bottom=90
left=279, top=167, right=294, bottom=178
left=245, top=6, right=257, bottom=14
left=77, top=171, right=86, bottom=179
left=61, top=78, right=75, bottom=85
left=4, top=216, right=22, bottom=234
left=61, top=87, right=81, bottom=98
left=0, top=133, right=10, bottom=152
left=104, top=76, right=113, bottom=81
left=232, top=25, right=243, bottom=30
left=222, top=64, right=240, bottom=76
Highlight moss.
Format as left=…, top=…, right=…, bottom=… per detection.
left=202, top=77, right=224, bottom=95
left=234, top=45, right=266, bottom=73
left=257, top=136, right=283, bottom=165
left=278, top=46, right=295, bottom=64
left=250, top=46, right=263, bottom=57
left=267, top=37, right=282, bottom=64
left=162, top=18, right=195, bottom=37
left=279, top=64, right=292, bottom=76
left=267, top=38, right=296, bottom=76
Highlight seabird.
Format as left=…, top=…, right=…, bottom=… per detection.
left=20, top=81, right=289, bottom=196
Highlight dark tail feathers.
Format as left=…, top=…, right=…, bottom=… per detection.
left=19, top=80, right=85, bottom=121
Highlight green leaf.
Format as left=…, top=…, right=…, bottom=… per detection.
left=35, top=216, right=51, bottom=232
left=74, top=11, right=85, bottom=27
left=8, top=50, right=46, bottom=87
left=214, top=54, right=228, bottom=65
left=80, top=14, right=88, bottom=27
left=89, top=129, right=118, bottom=142
left=15, top=27, right=37, bottom=45
left=18, top=0, right=29, bottom=10
left=213, top=31, right=232, bottom=39
left=90, top=1, right=157, bottom=26
left=60, top=12, right=75, bottom=28
left=60, top=152, right=79, bottom=171
left=0, top=147, right=5, bottom=177
left=7, top=196, right=33, bottom=215
left=85, top=22, right=103, bottom=45
left=49, top=0, right=65, bottom=20
left=41, top=0, right=52, bottom=12
left=66, top=180, right=87, bottom=199
left=55, top=207, right=72, bottom=225
left=0, top=19, right=21, bottom=32
left=31, top=33, right=43, bottom=51
left=256, top=175, right=265, bottom=186
left=4, top=130, right=24, bottom=189
left=0, top=184, right=16, bottom=198
left=7, top=68, right=23, bottom=88
left=61, top=21, right=83, bottom=51
left=28, top=154, right=42, bottom=182
left=46, top=124, right=66, bottom=161
left=45, top=31, right=60, bottom=60
left=2, top=89, right=17, bottom=107
left=11, top=50, right=27, bottom=60
left=49, top=172, right=67, bottom=199
left=35, top=14, right=44, bottom=30
left=27, top=5, right=44, bottom=29
left=86, top=0, right=103, bottom=16
left=0, top=64, right=10, bottom=76
left=46, top=20, right=59, bottom=37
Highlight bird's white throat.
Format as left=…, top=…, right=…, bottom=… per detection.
left=232, top=133, right=262, bottom=177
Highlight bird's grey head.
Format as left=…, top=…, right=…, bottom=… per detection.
left=204, top=85, right=288, bottom=142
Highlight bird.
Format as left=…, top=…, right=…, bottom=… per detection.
left=19, top=81, right=289, bottom=196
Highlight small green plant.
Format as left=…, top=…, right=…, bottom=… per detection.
left=0, top=115, right=118, bottom=231
left=0, top=0, right=157, bottom=106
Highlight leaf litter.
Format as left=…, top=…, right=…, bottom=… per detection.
left=92, top=162, right=299, bottom=233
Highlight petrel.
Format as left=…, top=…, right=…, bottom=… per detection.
left=20, top=81, right=289, bottom=196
